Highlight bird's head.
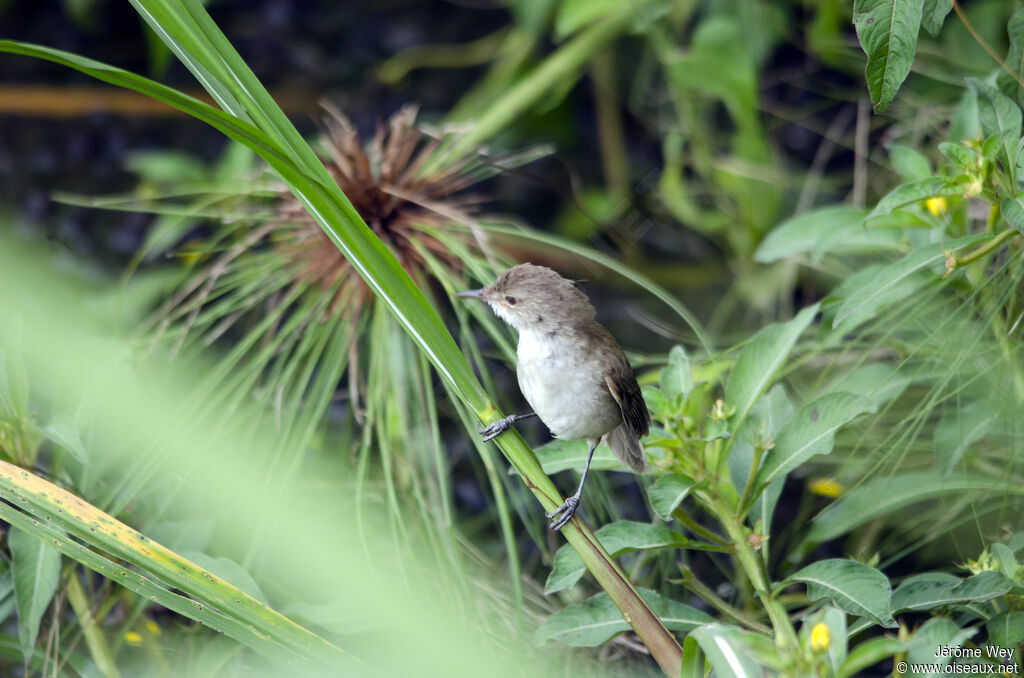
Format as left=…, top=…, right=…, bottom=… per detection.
left=455, top=263, right=595, bottom=332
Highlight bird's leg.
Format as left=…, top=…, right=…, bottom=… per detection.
left=479, top=412, right=537, bottom=442
left=546, top=438, right=597, bottom=531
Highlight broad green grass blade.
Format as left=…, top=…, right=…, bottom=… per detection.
left=0, top=460, right=352, bottom=668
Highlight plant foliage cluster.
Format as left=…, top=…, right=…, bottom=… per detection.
left=0, top=0, right=1023, bottom=677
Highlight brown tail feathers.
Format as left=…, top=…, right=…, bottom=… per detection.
left=605, top=424, right=647, bottom=474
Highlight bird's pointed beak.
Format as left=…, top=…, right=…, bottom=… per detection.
left=455, top=288, right=488, bottom=300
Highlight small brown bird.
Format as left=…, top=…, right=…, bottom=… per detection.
left=456, top=263, right=649, bottom=530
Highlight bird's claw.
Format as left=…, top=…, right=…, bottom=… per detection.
left=546, top=496, right=580, bottom=531
left=479, top=415, right=514, bottom=442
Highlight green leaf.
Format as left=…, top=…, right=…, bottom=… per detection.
left=680, top=634, right=706, bottom=678
left=841, top=637, right=906, bottom=677
left=889, top=143, right=932, bottom=181
left=756, top=393, right=877, bottom=487
left=9, top=527, right=61, bottom=657
left=749, top=476, right=784, bottom=534
left=938, top=140, right=975, bottom=168
left=933, top=401, right=996, bottom=476
left=789, top=559, right=895, bottom=627
left=807, top=472, right=1023, bottom=543
left=642, top=385, right=671, bottom=419
left=991, top=543, right=1017, bottom=579
left=41, top=415, right=88, bottom=465
left=821, top=606, right=848, bottom=674
left=1001, top=193, right=1024, bottom=234
left=754, top=206, right=900, bottom=263
left=728, top=384, right=793, bottom=510
left=181, top=553, right=268, bottom=605
left=546, top=521, right=692, bottom=593
left=801, top=606, right=848, bottom=674
left=950, top=88, right=981, bottom=141
left=660, top=345, right=693, bottom=402
left=726, top=304, right=819, bottom=427
left=831, top=235, right=988, bottom=329
left=535, top=588, right=711, bottom=646
left=967, top=78, right=1022, bottom=182
left=968, top=77, right=1023, bottom=141
left=920, top=0, right=952, bottom=36
left=866, top=177, right=961, bottom=220
left=891, top=571, right=1014, bottom=612
left=821, top=363, right=909, bottom=407
left=906, top=618, right=976, bottom=670
left=853, top=0, right=924, bottom=113
left=647, top=474, right=697, bottom=520
left=998, top=9, right=1024, bottom=110
left=690, top=624, right=765, bottom=678
left=823, top=264, right=923, bottom=335
left=987, top=611, right=1024, bottom=647
left=1011, top=532, right=1024, bottom=552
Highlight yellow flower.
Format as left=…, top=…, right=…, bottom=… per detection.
left=145, top=619, right=161, bottom=636
left=925, top=196, right=948, bottom=216
left=811, top=622, right=831, bottom=652
left=124, top=631, right=144, bottom=646
left=808, top=477, right=845, bottom=498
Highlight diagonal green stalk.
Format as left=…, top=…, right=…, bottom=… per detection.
left=428, top=3, right=642, bottom=171
left=0, top=6, right=685, bottom=673
left=65, top=573, right=121, bottom=678
left=0, top=461, right=349, bottom=667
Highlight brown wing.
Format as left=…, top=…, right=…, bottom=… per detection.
left=604, top=366, right=650, bottom=440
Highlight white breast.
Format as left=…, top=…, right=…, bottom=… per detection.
left=516, top=330, right=621, bottom=441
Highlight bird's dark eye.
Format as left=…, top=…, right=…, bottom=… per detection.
left=505, top=296, right=517, bottom=305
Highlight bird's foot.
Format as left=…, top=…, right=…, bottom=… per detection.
left=545, top=496, right=580, bottom=531
left=479, top=415, right=516, bottom=442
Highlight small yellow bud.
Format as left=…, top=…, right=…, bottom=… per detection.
left=808, top=477, right=845, bottom=498
left=811, top=622, right=830, bottom=652
left=145, top=619, right=161, bottom=636
left=124, top=631, right=144, bottom=646
left=925, top=196, right=948, bottom=216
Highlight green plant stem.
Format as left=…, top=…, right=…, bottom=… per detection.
left=711, top=436, right=728, bottom=486
left=590, top=51, right=630, bottom=205
left=952, top=1, right=1024, bottom=91
left=671, top=506, right=729, bottom=545
left=65, top=572, right=122, bottom=678
left=678, top=568, right=771, bottom=633
left=495, top=431, right=683, bottom=676
left=944, top=228, right=1017, bottom=276
left=736, top=442, right=765, bottom=518
left=701, top=493, right=799, bottom=651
